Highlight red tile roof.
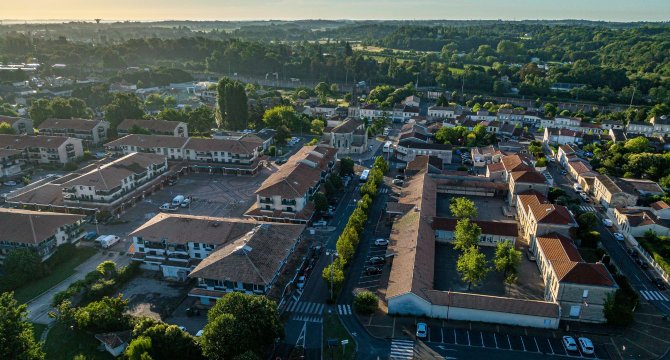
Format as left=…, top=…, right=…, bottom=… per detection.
left=517, top=190, right=575, bottom=225
left=432, top=217, right=518, bottom=237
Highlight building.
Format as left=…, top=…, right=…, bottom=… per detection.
left=0, top=115, right=33, bottom=134
left=535, top=233, right=617, bottom=323
left=650, top=115, right=670, bottom=135
left=359, top=103, right=391, bottom=120
left=592, top=175, right=638, bottom=208
left=245, top=145, right=337, bottom=223
left=650, top=201, right=670, bottom=220
left=95, top=331, right=132, bottom=358
left=543, top=128, right=583, bottom=145
left=393, top=104, right=420, bottom=123
left=0, top=134, right=84, bottom=165
left=433, top=218, right=518, bottom=246
left=613, top=208, right=670, bottom=238
left=129, top=213, right=304, bottom=302
left=517, top=190, right=577, bottom=251
left=471, top=145, right=504, bottom=167
left=37, top=118, right=110, bottom=144
left=0, top=208, right=85, bottom=263
left=626, top=121, right=654, bottom=136
left=619, top=178, right=664, bottom=197
left=61, top=152, right=168, bottom=209
left=322, top=118, right=368, bottom=154
left=556, top=145, right=576, bottom=167
left=566, top=159, right=598, bottom=193
left=0, top=149, right=25, bottom=178
left=508, top=170, right=550, bottom=206
left=117, top=119, right=188, bottom=137
left=404, top=95, right=420, bottom=107
left=428, top=106, right=457, bottom=120
left=395, top=140, right=453, bottom=165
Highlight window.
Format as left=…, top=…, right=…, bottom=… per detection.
left=194, top=253, right=201, bottom=258
left=582, top=289, right=589, bottom=299
left=193, top=243, right=200, bottom=250
left=569, top=306, right=581, bottom=317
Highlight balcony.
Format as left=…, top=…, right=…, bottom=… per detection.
left=259, top=198, right=273, bottom=204
left=281, top=199, right=297, bottom=206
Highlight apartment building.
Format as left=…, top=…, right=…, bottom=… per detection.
left=61, top=152, right=168, bottom=208
left=613, top=208, right=670, bottom=238
left=625, top=121, right=654, bottom=136
left=38, top=118, right=110, bottom=144
left=592, top=174, right=638, bottom=208
left=517, top=190, right=577, bottom=252
left=543, top=128, right=584, bottom=145
left=0, top=208, right=85, bottom=263
left=508, top=170, right=550, bottom=206
left=428, top=106, right=457, bottom=120
left=0, top=149, right=24, bottom=178
left=117, top=119, right=188, bottom=137
left=322, top=118, right=368, bottom=154
left=395, top=140, right=453, bottom=165
left=535, top=233, right=617, bottom=323
left=0, top=134, right=84, bottom=165
left=245, top=145, right=337, bottom=223
left=0, top=115, right=33, bottom=134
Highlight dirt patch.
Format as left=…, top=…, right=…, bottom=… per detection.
left=120, top=273, right=190, bottom=320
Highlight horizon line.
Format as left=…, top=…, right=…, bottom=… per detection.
left=1, top=18, right=668, bottom=24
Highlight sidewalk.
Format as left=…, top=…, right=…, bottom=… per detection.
left=27, top=251, right=130, bottom=324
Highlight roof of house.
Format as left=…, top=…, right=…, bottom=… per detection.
left=486, top=162, right=505, bottom=173
left=424, top=290, right=559, bottom=318
left=511, top=170, right=548, bottom=184
left=651, top=200, right=670, bottom=211
left=0, top=148, right=23, bottom=158
left=255, top=145, right=337, bottom=198
left=397, top=140, right=452, bottom=150
left=558, top=145, right=576, bottom=154
left=5, top=183, right=65, bottom=206
left=567, top=159, right=594, bottom=176
left=405, top=155, right=443, bottom=173
left=471, top=145, right=502, bottom=158
left=117, top=118, right=184, bottom=132
left=501, top=154, right=533, bottom=173
left=61, top=152, right=166, bottom=191
left=432, top=217, right=518, bottom=237
left=105, top=134, right=189, bottom=149
left=95, top=330, right=132, bottom=349
left=0, top=208, right=84, bottom=245
left=330, top=118, right=363, bottom=134
left=0, top=115, right=28, bottom=125
left=615, top=208, right=670, bottom=227
left=185, top=136, right=262, bottom=155
left=38, top=118, right=104, bottom=131
left=0, top=134, right=77, bottom=149
left=188, top=221, right=304, bottom=286
left=130, top=213, right=259, bottom=245
left=547, top=128, right=582, bottom=137
left=619, top=178, right=664, bottom=195
left=517, top=190, right=575, bottom=225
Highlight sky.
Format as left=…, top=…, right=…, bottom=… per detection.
left=1, top=0, right=669, bottom=22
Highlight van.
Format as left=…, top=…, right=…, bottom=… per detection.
left=172, top=195, right=185, bottom=206
left=97, top=235, right=121, bottom=249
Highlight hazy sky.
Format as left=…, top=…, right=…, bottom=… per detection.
left=1, top=0, right=669, bottom=22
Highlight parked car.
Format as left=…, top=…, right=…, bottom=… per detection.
left=416, top=323, right=428, bottom=339
left=313, top=220, right=328, bottom=227
left=395, top=175, right=405, bottom=180
left=364, top=266, right=382, bottom=276
left=167, top=178, right=178, bottom=186
left=526, top=250, right=536, bottom=262
left=562, top=336, right=578, bottom=352
left=560, top=170, right=567, bottom=175
left=374, top=238, right=389, bottom=246
left=275, top=159, right=287, bottom=165
left=578, top=192, right=590, bottom=202
left=3, top=181, right=17, bottom=186
left=628, top=248, right=639, bottom=258
left=368, top=256, right=385, bottom=265
left=573, top=183, right=583, bottom=192
left=613, top=232, right=625, bottom=241
left=602, top=218, right=613, bottom=227
left=83, top=231, right=98, bottom=241
left=653, top=278, right=667, bottom=291
left=296, top=276, right=306, bottom=289
left=392, top=179, right=404, bottom=186
left=180, top=198, right=191, bottom=208
left=159, top=203, right=178, bottom=212
left=578, top=337, right=595, bottom=355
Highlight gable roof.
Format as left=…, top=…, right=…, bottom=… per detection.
left=0, top=134, right=76, bottom=149
left=105, top=134, right=189, bottom=149
left=432, top=217, right=518, bottom=237
left=117, top=118, right=184, bottom=132
left=517, top=190, right=575, bottom=225
left=424, top=290, right=559, bottom=318
left=61, top=152, right=166, bottom=191
left=511, top=170, right=547, bottom=184
left=0, top=208, right=84, bottom=245
left=38, top=118, right=104, bottom=131
left=651, top=200, right=670, bottom=211
left=501, top=154, right=533, bottom=173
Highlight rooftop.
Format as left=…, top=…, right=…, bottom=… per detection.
left=517, top=190, right=575, bottom=225
left=117, top=118, right=184, bottom=132
left=0, top=208, right=84, bottom=245
left=432, top=217, right=518, bottom=237
left=38, top=118, right=105, bottom=131
left=61, top=152, right=166, bottom=191
left=0, top=134, right=77, bottom=149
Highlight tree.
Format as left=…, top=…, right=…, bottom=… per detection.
left=274, top=125, right=291, bottom=147
left=436, top=93, right=449, bottom=107
left=313, top=192, right=328, bottom=213
left=262, top=105, right=299, bottom=130
left=623, top=136, right=650, bottom=153
left=131, top=323, right=203, bottom=360
left=97, top=260, right=117, bottom=278
left=125, top=336, right=153, bottom=360
left=187, top=106, right=215, bottom=134
left=456, top=246, right=490, bottom=290
left=453, top=219, right=482, bottom=251
left=577, top=212, right=598, bottom=232
left=310, top=119, right=325, bottom=135
left=372, top=156, right=389, bottom=174
left=0, top=292, right=45, bottom=360
left=71, top=295, right=130, bottom=332
left=201, top=292, right=283, bottom=360
left=223, top=81, right=249, bottom=130
left=450, top=197, right=478, bottom=219
left=340, top=157, right=355, bottom=176
left=216, top=77, right=232, bottom=125
left=1, top=248, right=45, bottom=290
left=493, top=241, right=521, bottom=279
left=603, top=290, right=635, bottom=326
left=336, top=237, right=354, bottom=265
left=353, top=290, right=378, bottom=314
left=0, top=122, right=16, bottom=134
left=104, top=93, right=144, bottom=131
left=322, top=260, right=345, bottom=296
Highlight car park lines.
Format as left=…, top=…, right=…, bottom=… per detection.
left=426, top=325, right=608, bottom=359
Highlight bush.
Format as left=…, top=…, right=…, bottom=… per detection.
left=268, top=145, right=276, bottom=156
left=535, top=157, right=548, bottom=167
left=63, top=162, right=78, bottom=171
left=353, top=291, right=378, bottom=314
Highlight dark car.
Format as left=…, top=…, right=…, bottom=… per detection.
left=275, top=159, right=287, bottom=165
left=83, top=231, right=98, bottom=241
left=395, top=175, right=405, bottom=180
left=628, top=249, right=639, bottom=258
left=653, top=278, right=667, bottom=291
left=364, top=266, right=382, bottom=276
left=368, top=256, right=385, bottom=265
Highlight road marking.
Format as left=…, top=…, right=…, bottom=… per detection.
left=534, top=337, right=540, bottom=353
left=441, top=328, right=444, bottom=343
left=467, top=330, right=470, bottom=346
left=520, top=335, right=526, bottom=351
left=494, top=333, right=498, bottom=349
left=389, top=339, right=414, bottom=359
left=481, top=332, right=484, bottom=347
left=454, top=329, right=457, bottom=345
left=547, top=338, right=554, bottom=354
left=506, top=334, right=511, bottom=349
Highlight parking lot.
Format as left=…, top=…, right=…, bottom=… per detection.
left=356, top=238, right=390, bottom=291
left=424, top=324, right=610, bottom=359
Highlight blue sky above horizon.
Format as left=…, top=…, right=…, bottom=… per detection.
left=1, top=0, right=669, bottom=22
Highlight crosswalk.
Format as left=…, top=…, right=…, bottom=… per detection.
left=337, top=304, right=352, bottom=315
left=640, top=290, right=669, bottom=301
left=290, top=314, right=323, bottom=323
left=389, top=339, right=415, bottom=360
left=579, top=205, right=596, bottom=213
left=379, top=188, right=390, bottom=194
left=284, top=301, right=325, bottom=315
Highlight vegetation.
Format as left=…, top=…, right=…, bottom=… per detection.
left=53, top=295, right=131, bottom=332
left=449, top=197, right=478, bottom=219
left=587, top=139, right=670, bottom=183
left=44, top=322, right=113, bottom=360
left=353, top=290, right=379, bottom=314
left=453, top=219, right=482, bottom=252
left=604, top=274, right=639, bottom=326
left=456, top=246, right=490, bottom=290
left=51, top=261, right=140, bottom=307
left=0, top=292, right=45, bottom=360
left=126, top=318, right=203, bottom=360
left=322, top=313, right=355, bottom=360
left=216, top=77, right=249, bottom=130
left=28, top=97, right=91, bottom=126
left=638, top=231, right=670, bottom=276
left=493, top=241, right=522, bottom=284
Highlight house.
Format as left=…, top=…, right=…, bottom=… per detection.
left=393, top=104, right=420, bottom=123
left=650, top=201, right=670, bottom=220
left=255, top=128, right=276, bottom=151
left=497, top=140, right=524, bottom=153
left=433, top=218, right=518, bottom=246
left=245, top=145, right=337, bottom=224
left=508, top=170, right=550, bottom=206
left=556, top=145, right=576, bottom=167
left=553, top=116, right=582, bottom=129
left=650, top=115, right=670, bottom=135
left=105, top=134, right=189, bottom=160
left=535, top=233, right=617, bottom=323
left=61, top=152, right=168, bottom=209
left=471, top=145, right=504, bottom=167
left=517, top=190, right=577, bottom=251
left=37, top=118, right=110, bottom=144
left=618, top=178, right=664, bottom=197
left=566, top=159, right=598, bottom=192
left=626, top=121, right=654, bottom=136
left=0, top=134, right=84, bottom=165
left=592, top=175, right=639, bottom=208
left=543, top=128, right=583, bottom=145
left=359, top=103, right=391, bottom=120
left=0, top=149, right=25, bottom=178
left=486, top=120, right=500, bottom=133
left=95, top=331, right=132, bottom=357
left=428, top=106, right=457, bottom=120
left=404, top=95, right=420, bottom=107
left=0, top=115, right=33, bottom=134
left=497, top=109, right=525, bottom=124
left=398, top=123, right=431, bottom=144
left=613, top=208, right=670, bottom=238
left=117, top=119, right=188, bottom=137
left=0, top=208, right=85, bottom=263
left=609, top=128, right=627, bottom=143
left=600, top=120, right=624, bottom=131
left=485, top=162, right=506, bottom=181
left=311, top=104, right=337, bottom=118
left=395, top=140, right=453, bottom=165
left=322, top=118, right=368, bottom=154
left=129, top=213, right=304, bottom=301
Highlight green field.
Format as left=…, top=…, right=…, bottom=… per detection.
left=13, top=246, right=97, bottom=304
left=44, top=322, right=114, bottom=360
left=322, top=313, right=355, bottom=360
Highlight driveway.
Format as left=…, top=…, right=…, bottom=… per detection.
left=27, top=250, right=130, bottom=324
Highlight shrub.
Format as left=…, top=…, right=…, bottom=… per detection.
left=353, top=291, right=378, bottom=314
left=268, top=145, right=276, bottom=156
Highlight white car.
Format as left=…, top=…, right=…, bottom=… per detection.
left=562, top=336, right=578, bottom=352
left=3, top=181, right=17, bottom=186
left=180, top=198, right=191, bottom=207
left=578, top=337, right=594, bottom=355
left=573, top=183, right=583, bottom=192
left=374, top=238, right=389, bottom=246
left=613, top=232, right=625, bottom=241
left=602, top=218, right=613, bottom=227
left=416, top=322, right=427, bottom=339
left=313, top=220, right=328, bottom=227
left=578, top=192, right=590, bottom=202
left=196, top=330, right=204, bottom=337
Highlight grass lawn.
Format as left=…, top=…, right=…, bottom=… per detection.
left=322, top=313, right=355, bottom=360
left=31, top=323, right=48, bottom=343
left=14, top=246, right=97, bottom=304
left=44, top=322, right=114, bottom=360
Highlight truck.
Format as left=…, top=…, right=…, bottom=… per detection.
left=172, top=195, right=185, bottom=207
left=96, top=235, right=121, bottom=249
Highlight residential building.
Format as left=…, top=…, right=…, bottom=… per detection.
left=322, top=118, right=368, bottom=154
left=543, top=128, right=583, bottom=145
left=592, top=175, right=639, bottom=208
left=508, top=170, right=550, bottom=206
left=650, top=201, right=670, bottom=220
left=311, top=104, right=337, bottom=118
left=61, top=152, right=168, bottom=208
left=553, top=116, right=582, bottom=129
left=117, top=119, right=188, bottom=137
left=433, top=218, right=517, bottom=246
left=626, top=121, right=654, bottom=136
left=556, top=145, right=576, bottom=167
left=359, top=103, right=391, bottom=120
left=497, top=109, right=525, bottom=124
left=619, top=178, right=664, bottom=197
left=393, top=104, right=420, bottom=123
left=428, top=106, right=457, bottom=120
left=566, top=159, right=598, bottom=192
left=38, top=118, right=110, bottom=144
left=0, top=115, right=33, bottom=134
left=613, top=208, right=670, bottom=238
left=398, top=123, right=431, bottom=144
left=471, top=145, right=504, bottom=167
left=517, top=190, right=577, bottom=251
left=129, top=213, right=304, bottom=302
left=105, top=134, right=189, bottom=160
left=395, top=140, right=452, bottom=165
left=486, top=162, right=506, bottom=181
left=245, top=145, right=337, bottom=223
left=0, top=208, right=85, bottom=263
left=535, top=233, right=617, bottom=323
left=650, top=115, right=670, bottom=135
left=0, top=134, right=84, bottom=165
left=0, top=149, right=24, bottom=178
left=600, top=120, right=625, bottom=131
left=404, top=95, right=420, bottom=107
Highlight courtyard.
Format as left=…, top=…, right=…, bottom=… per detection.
left=436, top=194, right=511, bottom=220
